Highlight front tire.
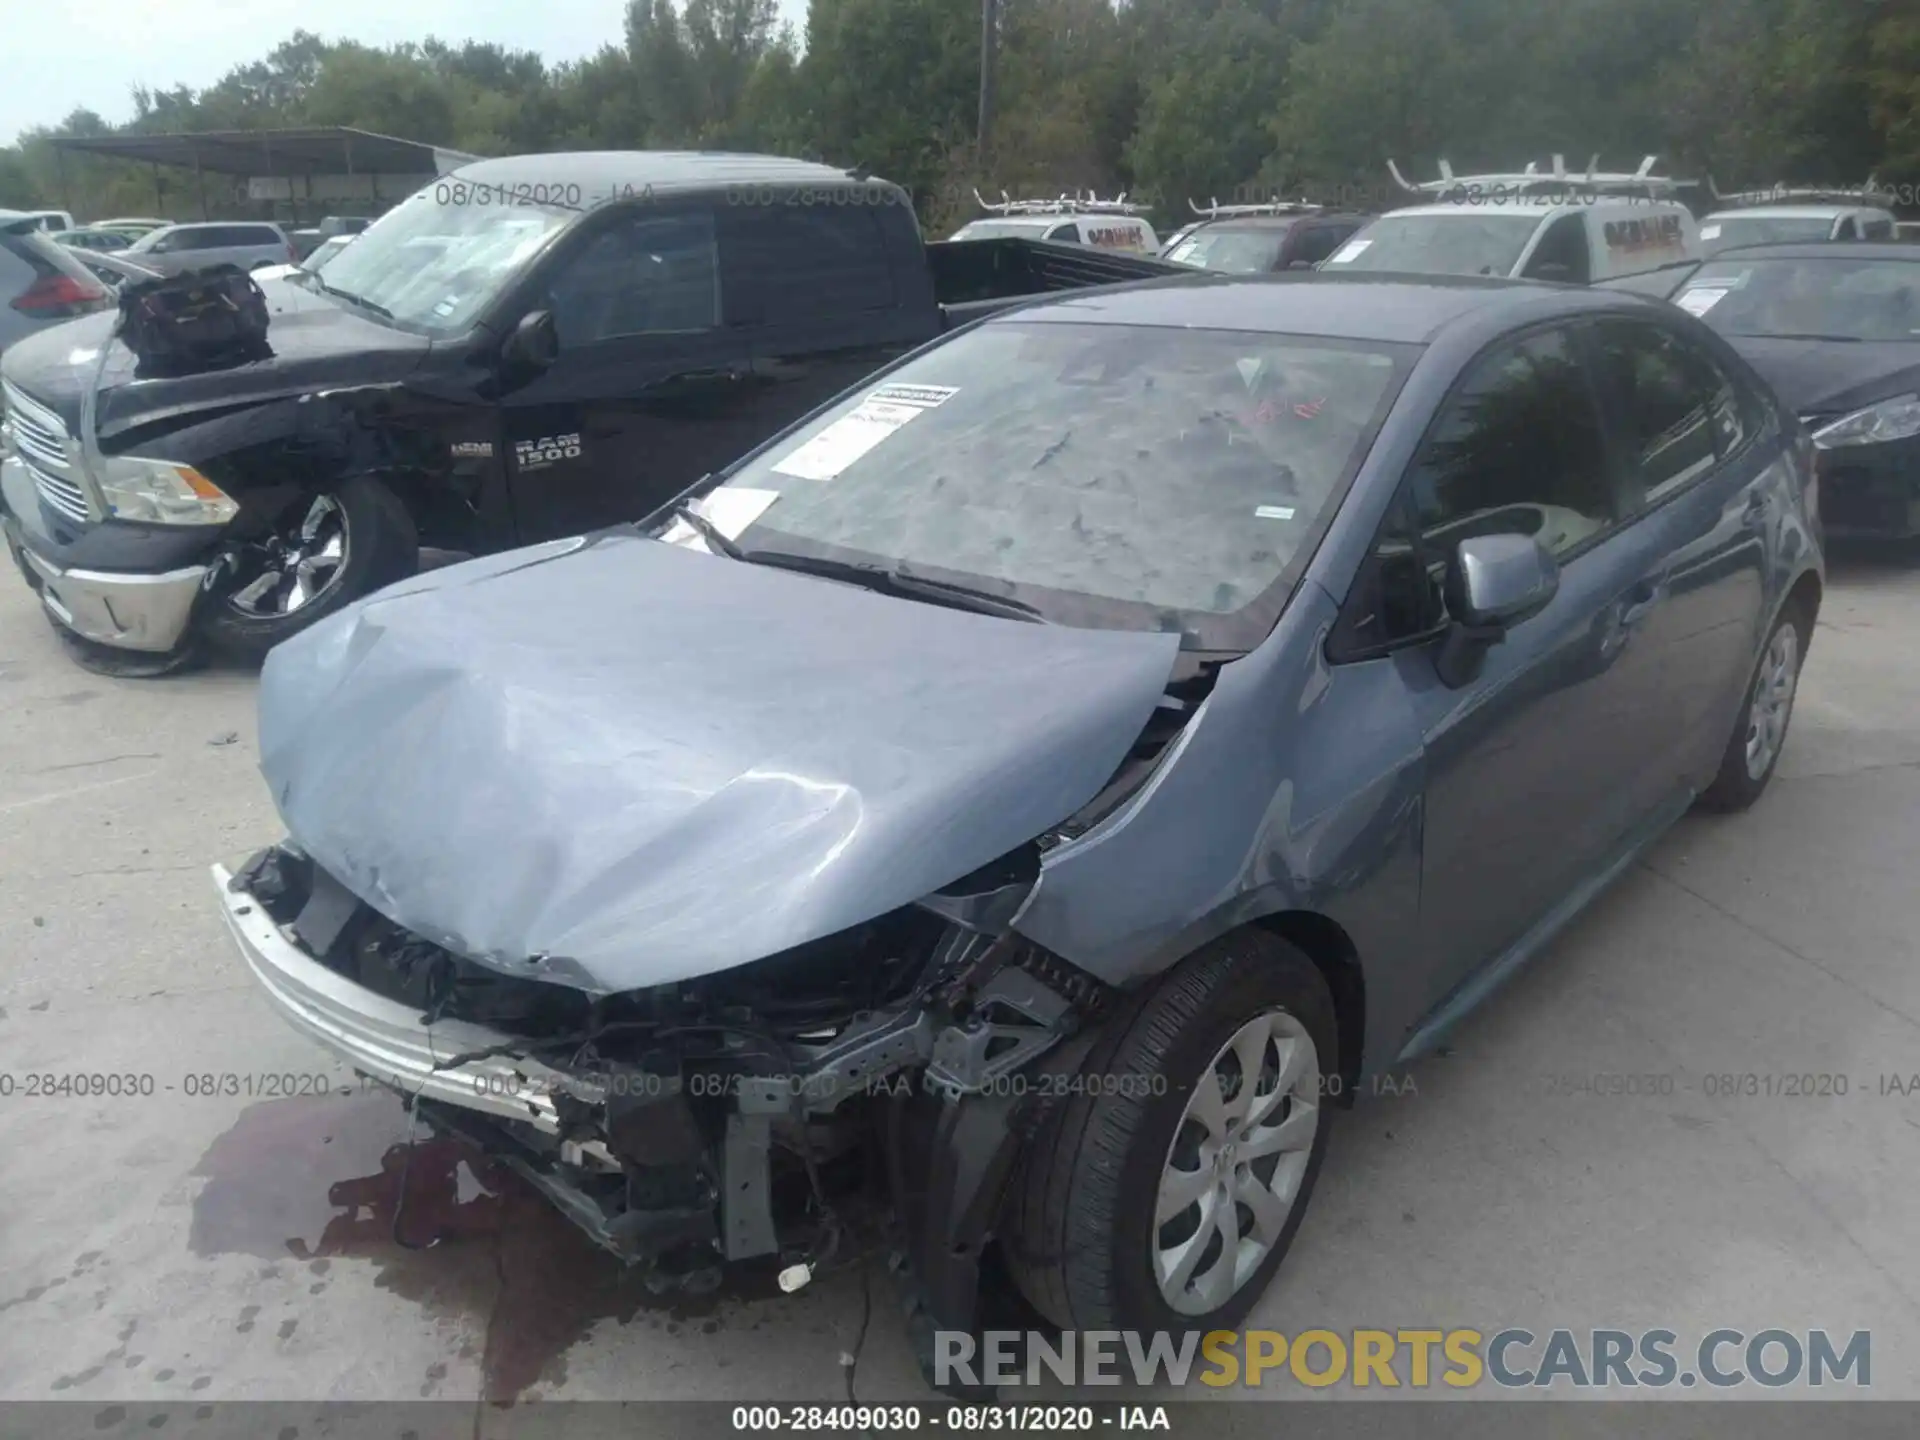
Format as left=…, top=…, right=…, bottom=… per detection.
left=197, top=477, right=417, bottom=663
left=1697, top=602, right=1810, bottom=813
left=1002, top=931, right=1338, bottom=1332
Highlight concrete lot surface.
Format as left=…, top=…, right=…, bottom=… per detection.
left=1, top=553, right=1917, bottom=1420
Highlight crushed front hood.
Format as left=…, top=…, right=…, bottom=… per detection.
left=0, top=273, right=429, bottom=437
left=257, top=533, right=1181, bottom=994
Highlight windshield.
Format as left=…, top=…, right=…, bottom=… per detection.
left=1164, top=226, right=1286, bottom=274
left=1325, top=214, right=1542, bottom=277
left=306, top=185, right=572, bottom=333
left=1676, top=257, right=1920, bottom=341
left=699, top=320, right=1410, bottom=650
left=304, top=236, right=353, bottom=273
left=1700, top=216, right=1834, bottom=255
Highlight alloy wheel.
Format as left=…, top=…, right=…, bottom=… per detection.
left=224, top=494, right=351, bottom=619
left=1743, top=623, right=1800, bottom=781
left=1153, top=1009, right=1321, bottom=1316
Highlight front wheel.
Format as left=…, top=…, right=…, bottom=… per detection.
left=196, top=477, right=417, bottom=662
left=1002, top=931, right=1339, bottom=1332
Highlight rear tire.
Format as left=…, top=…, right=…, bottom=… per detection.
left=1002, top=930, right=1338, bottom=1332
left=197, top=476, right=417, bottom=663
left=1697, top=602, right=1810, bottom=813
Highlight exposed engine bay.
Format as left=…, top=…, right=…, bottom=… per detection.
left=225, top=839, right=1128, bottom=1381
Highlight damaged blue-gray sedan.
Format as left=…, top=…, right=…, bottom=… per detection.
left=214, top=272, right=1822, bottom=1376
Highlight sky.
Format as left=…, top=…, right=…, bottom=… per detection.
left=2, top=0, right=812, bottom=147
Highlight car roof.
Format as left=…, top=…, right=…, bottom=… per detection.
left=1186, top=213, right=1370, bottom=230
left=960, top=214, right=1149, bottom=227
left=1382, top=196, right=1696, bottom=220
left=159, top=220, right=281, bottom=231
left=448, top=151, right=875, bottom=196
left=1704, top=205, right=1887, bottom=220
left=1698, top=242, right=1920, bottom=262
left=1001, top=272, right=1635, bottom=345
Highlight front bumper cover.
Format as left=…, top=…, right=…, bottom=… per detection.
left=211, top=862, right=599, bottom=1132
left=3, top=459, right=207, bottom=653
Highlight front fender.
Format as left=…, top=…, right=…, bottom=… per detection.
left=1012, top=586, right=1429, bottom=1081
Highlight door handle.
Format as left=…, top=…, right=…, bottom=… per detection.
left=1598, top=575, right=1665, bottom=663
left=1617, top=578, right=1663, bottom=630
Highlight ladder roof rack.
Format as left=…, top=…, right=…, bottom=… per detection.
left=1386, top=155, right=1695, bottom=199
left=1187, top=196, right=1328, bottom=219
left=973, top=189, right=1147, bottom=216
left=1706, top=175, right=1898, bottom=209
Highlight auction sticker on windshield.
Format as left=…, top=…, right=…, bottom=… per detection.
left=1327, top=238, right=1372, bottom=264
left=1675, top=287, right=1729, bottom=317
left=772, top=384, right=958, bottom=481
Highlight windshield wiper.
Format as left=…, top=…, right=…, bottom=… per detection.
left=667, top=502, right=744, bottom=559
left=890, top=565, right=1048, bottom=622
left=740, top=550, right=1046, bottom=623
left=311, top=277, right=394, bottom=320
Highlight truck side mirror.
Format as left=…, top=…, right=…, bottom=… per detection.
left=503, top=309, right=558, bottom=376
left=1433, top=532, right=1559, bottom=688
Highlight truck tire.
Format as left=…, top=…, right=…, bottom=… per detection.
left=197, top=476, right=418, bottom=663
left=1002, top=930, right=1338, bottom=1332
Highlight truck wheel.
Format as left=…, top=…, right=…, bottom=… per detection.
left=49, top=621, right=201, bottom=678
left=197, top=477, right=417, bottom=662
left=1002, top=930, right=1338, bottom=1332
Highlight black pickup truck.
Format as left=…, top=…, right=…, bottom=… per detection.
left=0, top=152, right=1183, bottom=672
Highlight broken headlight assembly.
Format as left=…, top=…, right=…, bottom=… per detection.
left=95, top=455, right=239, bottom=525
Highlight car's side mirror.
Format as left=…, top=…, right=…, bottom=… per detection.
left=1433, top=532, right=1559, bottom=688
left=502, top=309, right=559, bottom=376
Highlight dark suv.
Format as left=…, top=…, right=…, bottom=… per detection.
left=0, top=215, right=112, bottom=358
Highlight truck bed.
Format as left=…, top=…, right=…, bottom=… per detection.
left=927, top=237, right=1188, bottom=328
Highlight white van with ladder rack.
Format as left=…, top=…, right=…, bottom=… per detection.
left=1697, top=179, right=1899, bottom=257
left=949, top=191, right=1158, bottom=253
left=1324, top=156, right=1701, bottom=285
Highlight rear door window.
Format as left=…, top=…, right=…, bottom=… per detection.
left=728, top=204, right=897, bottom=321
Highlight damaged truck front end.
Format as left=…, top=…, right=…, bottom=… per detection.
left=215, top=836, right=1113, bottom=1369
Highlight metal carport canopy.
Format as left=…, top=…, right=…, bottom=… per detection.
left=49, top=127, right=475, bottom=178
left=49, top=127, right=478, bottom=218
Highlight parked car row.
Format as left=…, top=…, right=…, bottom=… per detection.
left=0, top=148, right=1855, bottom=1393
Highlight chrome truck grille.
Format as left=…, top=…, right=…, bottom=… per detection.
left=3, top=380, right=90, bottom=524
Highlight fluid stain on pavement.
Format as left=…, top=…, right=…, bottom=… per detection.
left=189, top=1090, right=774, bottom=1402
